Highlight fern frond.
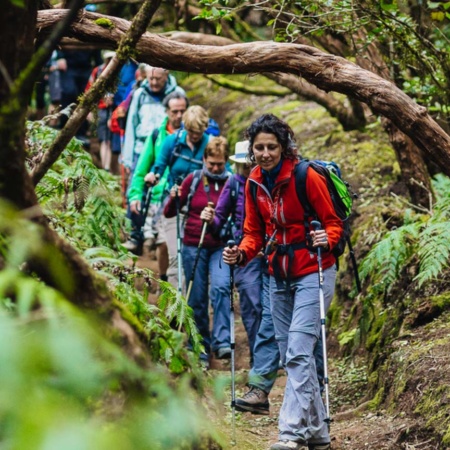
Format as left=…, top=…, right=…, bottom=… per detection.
left=360, top=222, right=420, bottom=291
left=415, top=222, right=450, bottom=286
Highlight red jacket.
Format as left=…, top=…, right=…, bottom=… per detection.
left=164, top=171, right=228, bottom=248
left=240, top=158, right=343, bottom=278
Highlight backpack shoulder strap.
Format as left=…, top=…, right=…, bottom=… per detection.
left=151, top=128, right=159, bottom=146
left=229, top=174, right=239, bottom=216
left=184, top=169, right=203, bottom=215
left=168, top=128, right=184, bottom=169
left=294, top=159, right=313, bottom=217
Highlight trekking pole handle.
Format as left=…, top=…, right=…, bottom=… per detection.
left=227, top=240, right=236, bottom=248
left=311, top=220, right=322, bottom=231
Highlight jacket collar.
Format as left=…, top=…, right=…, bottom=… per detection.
left=249, top=158, right=297, bottom=185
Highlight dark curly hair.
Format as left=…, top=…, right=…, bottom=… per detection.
left=244, top=114, right=298, bottom=163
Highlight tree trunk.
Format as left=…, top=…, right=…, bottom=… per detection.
left=352, top=32, right=433, bottom=208
left=36, top=9, right=450, bottom=179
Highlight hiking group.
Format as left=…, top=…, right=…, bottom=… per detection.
left=49, top=57, right=349, bottom=449
left=118, top=64, right=344, bottom=449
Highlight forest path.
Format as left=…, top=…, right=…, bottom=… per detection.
left=135, top=250, right=427, bottom=450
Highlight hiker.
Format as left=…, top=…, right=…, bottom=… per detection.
left=164, top=136, right=232, bottom=368
left=126, top=92, right=189, bottom=283
left=201, top=140, right=281, bottom=414
left=85, top=51, right=116, bottom=172
left=223, top=114, right=343, bottom=450
left=121, top=66, right=186, bottom=173
left=145, top=105, right=212, bottom=287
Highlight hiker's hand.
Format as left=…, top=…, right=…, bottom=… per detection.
left=200, top=206, right=214, bottom=224
left=310, top=229, right=329, bottom=250
left=130, top=200, right=141, bottom=215
left=223, top=245, right=241, bottom=265
left=170, top=185, right=181, bottom=198
left=145, top=172, right=157, bottom=185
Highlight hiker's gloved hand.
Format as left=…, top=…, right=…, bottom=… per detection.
left=310, top=229, right=329, bottom=251
left=130, top=200, right=141, bottom=215
left=169, top=185, right=182, bottom=198
left=200, top=206, right=214, bottom=224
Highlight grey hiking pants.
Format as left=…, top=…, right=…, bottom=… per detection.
left=269, top=265, right=336, bottom=445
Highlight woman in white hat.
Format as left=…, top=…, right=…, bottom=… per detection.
left=201, top=142, right=280, bottom=407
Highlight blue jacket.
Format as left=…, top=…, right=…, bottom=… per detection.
left=151, top=129, right=210, bottom=187
left=121, top=75, right=185, bottom=168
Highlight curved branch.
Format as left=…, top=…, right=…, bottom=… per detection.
left=166, top=31, right=366, bottom=129
left=205, top=74, right=291, bottom=97
left=36, top=9, right=450, bottom=176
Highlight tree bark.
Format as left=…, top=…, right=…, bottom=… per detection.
left=36, top=9, right=450, bottom=178
left=158, top=31, right=367, bottom=130
left=352, top=31, right=433, bottom=207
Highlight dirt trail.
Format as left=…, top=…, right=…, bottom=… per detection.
left=135, top=251, right=429, bottom=450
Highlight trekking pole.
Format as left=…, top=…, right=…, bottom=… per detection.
left=311, top=220, right=331, bottom=427
left=227, top=239, right=237, bottom=446
left=185, top=201, right=214, bottom=303
left=135, top=175, right=159, bottom=256
left=175, top=177, right=184, bottom=309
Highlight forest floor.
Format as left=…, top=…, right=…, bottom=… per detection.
left=135, top=249, right=441, bottom=450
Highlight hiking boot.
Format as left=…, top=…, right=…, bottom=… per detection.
left=215, top=347, right=232, bottom=359
left=308, top=444, right=330, bottom=450
left=122, top=239, right=142, bottom=255
left=270, top=440, right=301, bottom=450
left=235, top=386, right=269, bottom=415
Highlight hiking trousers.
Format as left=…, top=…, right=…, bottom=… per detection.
left=269, top=266, right=336, bottom=445
left=248, top=272, right=280, bottom=393
left=234, top=257, right=263, bottom=360
left=182, top=245, right=230, bottom=357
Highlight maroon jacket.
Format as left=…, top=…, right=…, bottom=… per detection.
left=164, top=171, right=228, bottom=248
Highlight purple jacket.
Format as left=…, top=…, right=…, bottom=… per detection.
left=210, top=173, right=247, bottom=242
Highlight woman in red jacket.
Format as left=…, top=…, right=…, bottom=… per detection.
left=223, top=114, right=342, bottom=450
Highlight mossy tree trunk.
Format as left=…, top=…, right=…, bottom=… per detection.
left=0, top=0, right=160, bottom=364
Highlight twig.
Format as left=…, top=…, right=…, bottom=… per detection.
left=389, top=191, right=431, bottom=215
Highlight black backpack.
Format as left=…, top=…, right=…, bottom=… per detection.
left=219, top=174, right=241, bottom=243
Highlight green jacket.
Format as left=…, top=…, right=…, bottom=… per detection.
left=128, top=116, right=171, bottom=204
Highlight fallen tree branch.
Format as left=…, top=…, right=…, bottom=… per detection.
left=36, top=10, right=450, bottom=175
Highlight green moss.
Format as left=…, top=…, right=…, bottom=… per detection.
left=112, top=297, right=146, bottom=336
left=94, top=18, right=115, bottom=29
left=367, top=386, right=385, bottom=410
left=415, top=385, right=450, bottom=441
left=430, top=293, right=450, bottom=309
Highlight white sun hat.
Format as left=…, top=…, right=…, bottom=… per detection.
left=229, top=140, right=250, bottom=164
left=103, top=50, right=116, bottom=60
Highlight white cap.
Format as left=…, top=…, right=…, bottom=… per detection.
left=229, top=140, right=250, bottom=164
left=103, top=50, right=116, bottom=60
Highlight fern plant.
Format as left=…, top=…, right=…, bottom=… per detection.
left=361, top=173, right=450, bottom=293
left=24, top=121, right=204, bottom=376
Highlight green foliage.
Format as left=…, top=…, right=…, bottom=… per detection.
left=0, top=200, right=217, bottom=448
left=361, top=174, right=450, bottom=292
left=0, top=121, right=221, bottom=447
left=27, top=122, right=127, bottom=251
left=94, top=18, right=115, bottom=29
